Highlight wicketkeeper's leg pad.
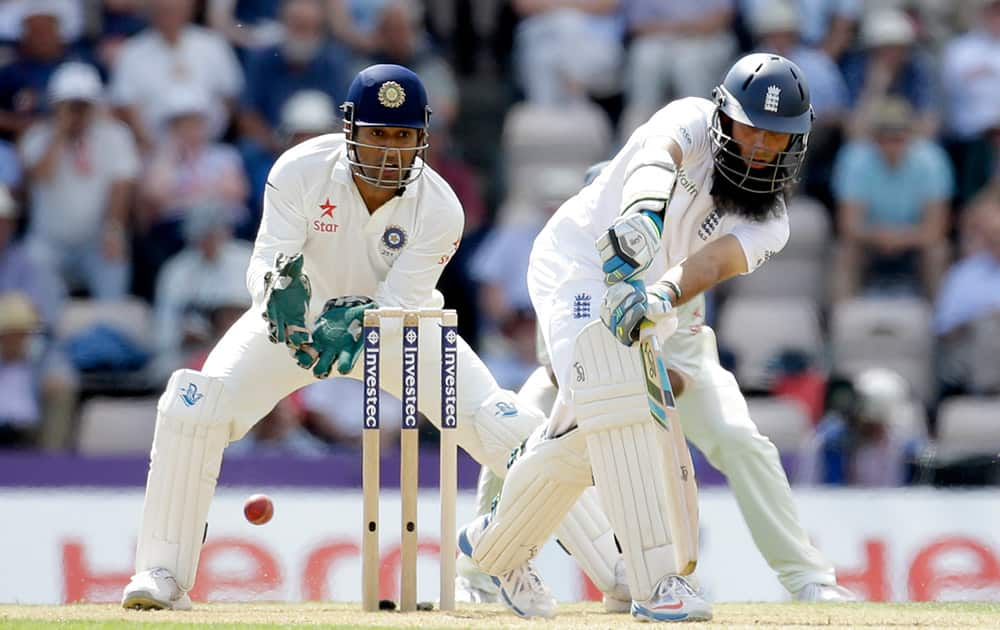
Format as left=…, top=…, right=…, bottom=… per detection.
left=135, top=369, right=233, bottom=592
left=571, top=321, right=687, bottom=601
left=472, top=389, right=547, bottom=474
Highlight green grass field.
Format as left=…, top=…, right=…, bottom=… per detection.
left=2, top=602, right=999, bottom=629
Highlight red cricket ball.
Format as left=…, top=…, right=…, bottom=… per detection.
left=243, top=493, right=274, bottom=525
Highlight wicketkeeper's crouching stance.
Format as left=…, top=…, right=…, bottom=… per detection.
left=459, top=53, right=854, bottom=622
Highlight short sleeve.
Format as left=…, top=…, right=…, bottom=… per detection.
left=641, top=98, right=713, bottom=165
left=727, top=211, right=790, bottom=274
left=831, top=141, right=871, bottom=204
left=18, top=124, right=49, bottom=168
left=919, top=141, right=954, bottom=202
left=107, top=122, right=140, bottom=180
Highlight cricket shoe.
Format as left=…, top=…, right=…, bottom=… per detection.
left=121, top=568, right=192, bottom=611
left=796, top=583, right=857, bottom=602
left=455, top=575, right=500, bottom=604
left=603, top=557, right=631, bottom=613
left=454, top=552, right=500, bottom=604
left=631, top=575, right=712, bottom=622
left=458, top=515, right=556, bottom=618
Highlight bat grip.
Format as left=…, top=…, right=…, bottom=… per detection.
left=638, top=318, right=658, bottom=342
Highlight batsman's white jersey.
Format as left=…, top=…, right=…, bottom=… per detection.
left=533, top=97, right=790, bottom=392
left=528, top=97, right=838, bottom=593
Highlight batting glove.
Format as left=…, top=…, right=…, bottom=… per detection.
left=596, top=210, right=664, bottom=286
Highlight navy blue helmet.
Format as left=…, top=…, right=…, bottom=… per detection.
left=340, top=64, right=431, bottom=189
left=710, top=54, right=814, bottom=194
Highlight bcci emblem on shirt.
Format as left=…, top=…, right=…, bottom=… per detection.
left=380, top=224, right=408, bottom=259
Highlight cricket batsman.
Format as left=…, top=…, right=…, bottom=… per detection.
left=120, top=64, right=623, bottom=616
left=458, top=54, right=854, bottom=622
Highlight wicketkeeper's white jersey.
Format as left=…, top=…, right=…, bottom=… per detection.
left=541, top=97, right=790, bottom=281
left=247, top=133, right=463, bottom=318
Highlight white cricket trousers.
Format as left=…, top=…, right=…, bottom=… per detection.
left=204, top=309, right=534, bottom=475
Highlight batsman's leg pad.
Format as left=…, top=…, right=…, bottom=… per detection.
left=471, top=445, right=623, bottom=596
left=554, top=486, right=621, bottom=593
left=472, top=389, right=547, bottom=474
left=473, top=426, right=592, bottom=576
left=135, top=369, right=233, bottom=592
left=571, top=321, right=685, bottom=601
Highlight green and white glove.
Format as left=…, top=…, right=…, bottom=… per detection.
left=295, top=296, right=377, bottom=378
left=263, top=252, right=312, bottom=348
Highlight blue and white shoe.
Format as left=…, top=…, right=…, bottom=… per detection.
left=458, top=515, right=556, bottom=618
left=631, top=575, right=712, bottom=622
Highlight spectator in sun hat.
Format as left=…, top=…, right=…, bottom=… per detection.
left=0, top=1, right=84, bottom=138
left=0, top=183, right=65, bottom=330
left=832, top=97, right=953, bottom=300
left=842, top=7, right=939, bottom=138
left=0, top=290, right=78, bottom=451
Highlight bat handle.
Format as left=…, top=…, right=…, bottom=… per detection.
left=638, top=318, right=658, bottom=342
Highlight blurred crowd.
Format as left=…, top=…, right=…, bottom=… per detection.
left=0, top=0, right=997, bottom=486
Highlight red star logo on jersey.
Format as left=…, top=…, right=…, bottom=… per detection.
left=319, top=198, right=336, bottom=218
left=313, top=198, right=340, bottom=234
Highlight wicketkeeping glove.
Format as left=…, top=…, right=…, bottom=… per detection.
left=596, top=210, right=664, bottom=285
left=295, top=296, right=377, bottom=378
left=263, top=252, right=312, bottom=348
